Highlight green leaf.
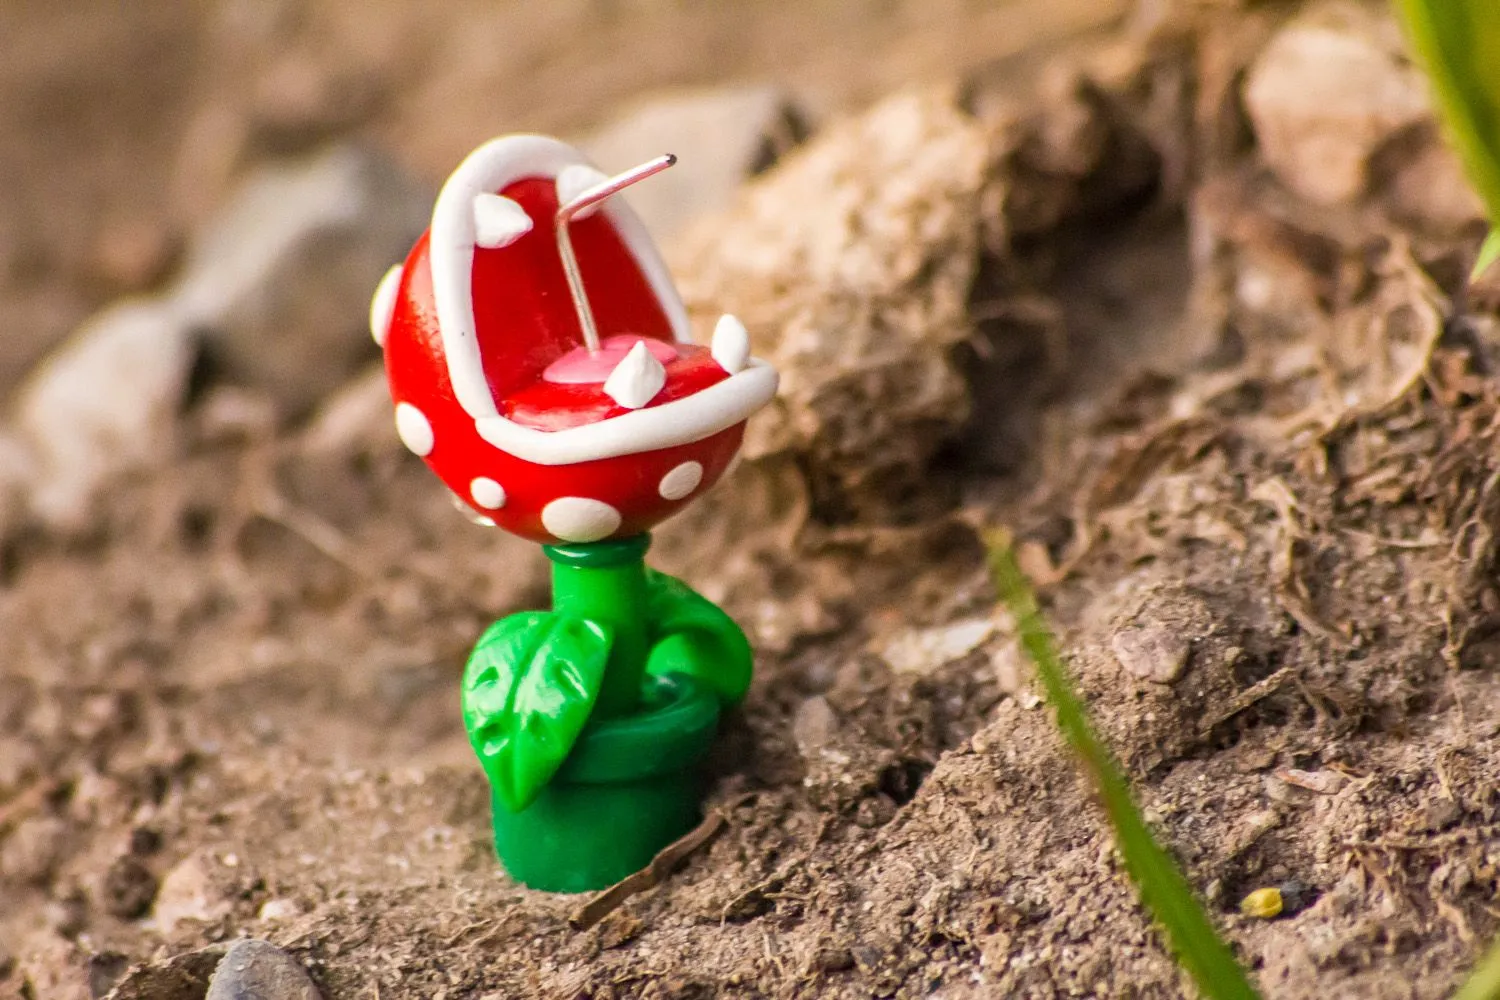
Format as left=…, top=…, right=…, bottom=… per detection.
left=1455, top=935, right=1500, bottom=1000
left=461, top=611, right=613, bottom=812
left=643, top=569, right=754, bottom=706
left=1395, top=0, right=1500, bottom=229
left=1472, top=229, right=1500, bottom=283
left=987, top=536, right=1262, bottom=1000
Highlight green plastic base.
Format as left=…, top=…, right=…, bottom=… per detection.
left=492, top=672, right=720, bottom=893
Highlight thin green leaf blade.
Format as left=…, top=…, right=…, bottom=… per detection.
left=1472, top=229, right=1500, bottom=283
left=1396, top=0, right=1500, bottom=225
left=1455, top=936, right=1500, bottom=1000
left=461, top=611, right=613, bottom=812
left=987, top=538, right=1261, bottom=1000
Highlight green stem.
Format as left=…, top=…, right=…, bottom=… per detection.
left=543, top=534, right=652, bottom=718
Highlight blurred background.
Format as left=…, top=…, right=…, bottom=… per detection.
left=0, top=0, right=1124, bottom=397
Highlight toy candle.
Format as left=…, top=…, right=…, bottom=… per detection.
left=370, top=135, right=777, bottom=892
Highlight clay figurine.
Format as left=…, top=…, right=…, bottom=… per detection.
left=370, top=135, right=778, bottom=892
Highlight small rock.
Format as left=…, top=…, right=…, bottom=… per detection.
left=875, top=617, right=997, bottom=675
left=1111, top=625, right=1190, bottom=684
left=580, top=85, right=808, bottom=243
left=172, top=145, right=430, bottom=418
left=0, top=815, right=68, bottom=885
left=792, top=696, right=838, bottom=757
left=101, top=855, right=159, bottom=919
left=1244, top=2, right=1430, bottom=205
left=151, top=854, right=229, bottom=934
left=206, top=939, right=322, bottom=1000
left=256, top=898, right=302, bottom=924
left=1273, top=767, right=1348, bottom=795
left=11, top=299, right=195, bottom=531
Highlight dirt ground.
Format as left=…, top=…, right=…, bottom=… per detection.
left=5, top=1, right=1500, bottom=998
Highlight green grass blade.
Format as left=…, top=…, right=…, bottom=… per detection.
left=1394, top=0, right=1500, bottom=226
left=987, top=537, right=1261, bottom=1000
left=1455, top=937, right=1500, bottom=1000
left=1472, top=230, right=1500, bottom=284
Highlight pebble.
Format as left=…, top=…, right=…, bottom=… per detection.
left=1111, top=625, right=1190, bottom=684
left=0, top=816, right=68, bottom=885
left=151, top=854, right=229, bottom=934
left=206, top=939, right=323, bottom=1000
left=876, top=617, right=997, bottom=675
left=10, top=298, right=195, bottom=531
left=1243, top=2, right=1429, bottom=205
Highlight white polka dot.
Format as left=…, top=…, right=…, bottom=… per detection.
left=472, top=193, right=532, bottom=248
left=369, top=264, right=402, bottom=347
left=658, top=461, right=704, bottom=500
left=470, top=477, right=506, bottom=510
left=395, top=402, right=433, bottom=457
left=541, top=497, right=622, bottom=542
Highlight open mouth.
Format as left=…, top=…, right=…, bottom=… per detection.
left=374, top=135, right=778, bottom=544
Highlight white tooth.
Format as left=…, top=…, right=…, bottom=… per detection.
left=711, top=313, right=750, bottom=374
left=472, top=194, right=532, bottom=248
left=556, top=165, right=610, bottom=219
left=369, top=264, right=402, bottom=347
left=603, top=341, right=667, bottom=409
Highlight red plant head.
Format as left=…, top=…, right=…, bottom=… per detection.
left=370, top=136, right=777, bottom=544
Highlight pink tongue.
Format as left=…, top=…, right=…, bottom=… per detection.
left=542, top=335, right=679, bottom=384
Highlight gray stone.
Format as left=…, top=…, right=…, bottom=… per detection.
left=8, top=297, right=193, bottom=531
left=205, top=940, right=321, bottom=1000
left=1111, top=624, right=1190, bottom=684
left=173, top=145, right=429, bottom=418
left=1244, top=2, right=1430, bottom=206
left=579, top=85, right=808, bottom=243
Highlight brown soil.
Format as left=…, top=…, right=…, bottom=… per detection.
left=5, top=2, right=1500, bottom=999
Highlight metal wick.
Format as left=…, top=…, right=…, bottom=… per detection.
left=555, top=153, right=676, bottom=354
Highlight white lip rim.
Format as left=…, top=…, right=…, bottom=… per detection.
left=428, top=134, right=691, bottom=421
left=475, top=361, right=778, bottom=466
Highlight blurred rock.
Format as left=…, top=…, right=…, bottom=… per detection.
left=580, top=85, right=809, bottom=243
left=173, top=145, right=429, bottom=418
left=873, top=617, right=997, bottom=675
left=151, top=853, right=230, bottom=934
left=205, top=939, right=322, bottom=1000
left=1244, top=2, right=1429, bottom=206
left=0, top=815, right=68, bottom=885
left=100, top=855, right=159, bottom=920
left=9, top=299, right=194, bottom=532
left=675, top=89, right=999, bottom=522
left=1111, top=624, right=1190, bottom=684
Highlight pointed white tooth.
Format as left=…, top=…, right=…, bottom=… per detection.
left=556, top=165, right=610, bottom=219
left=603, top=340, right=667, bottom=409
left=711, top=313, right=750, bottom=374
left=369, top=264, right=402, bottom=347
left=472, top=193, right=532, bottom=248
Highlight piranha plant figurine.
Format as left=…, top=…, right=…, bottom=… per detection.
left=369, top=135, right=779, bottom=892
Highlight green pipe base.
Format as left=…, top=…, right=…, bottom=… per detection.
left=492, top=671, right=720, bottom=893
